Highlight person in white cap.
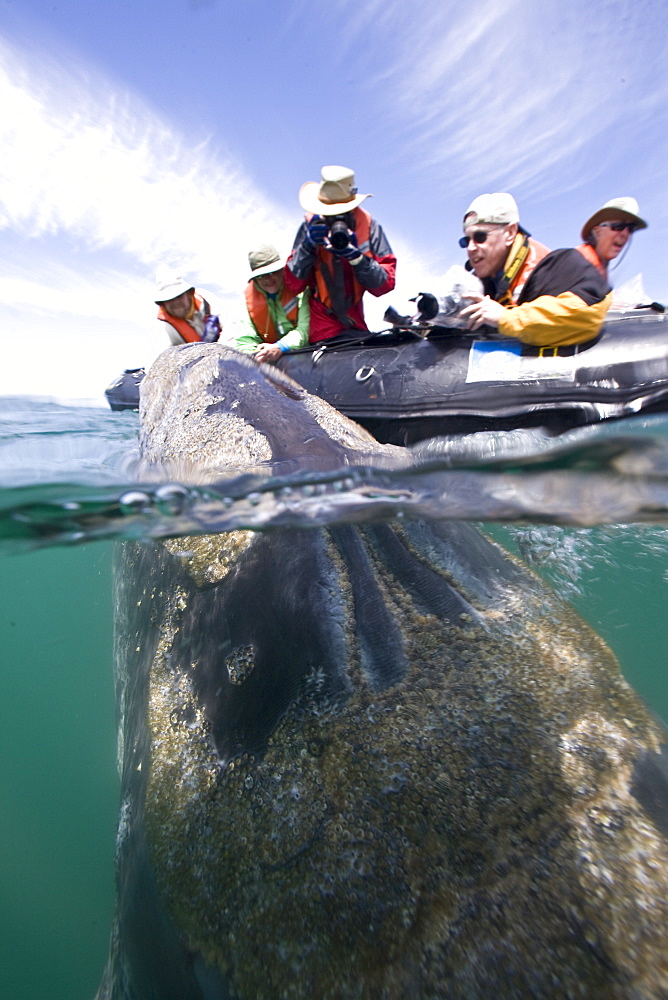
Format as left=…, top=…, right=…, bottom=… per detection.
left=284, top=165, right=396, bottom=343
left=231, top=244, right=310, bottom=363
left=154, top=268, right=222, bottom=346
left=459, top=193, right=612, bottom=347
left=577, top=197, right=648, bottom=278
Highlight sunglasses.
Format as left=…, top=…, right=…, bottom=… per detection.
left=597, top=221, right=638, bottom=233
left=459, top=230, right=494, bottom=249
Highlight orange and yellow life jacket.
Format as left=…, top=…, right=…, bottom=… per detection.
left=244, top=282, right=299, bottom=343
left=157, top=292, right=209, bottom=343
left=493, top=234, right=550, bottom=305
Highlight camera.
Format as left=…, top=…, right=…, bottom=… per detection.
left=328, top=217, right=353, bottom=251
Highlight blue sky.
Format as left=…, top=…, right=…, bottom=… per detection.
left=1, top=0, right=666, bottom=401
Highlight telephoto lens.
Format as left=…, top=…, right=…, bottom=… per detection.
left=328, top=219, right=351, bottom=251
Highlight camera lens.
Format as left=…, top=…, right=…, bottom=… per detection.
left=329, top=219, right=351, bottom=251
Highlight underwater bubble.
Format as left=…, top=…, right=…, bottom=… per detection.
left=119, top=491, right=151, bottom=515
left=64, top=530, right=85, bottom=543
left=153, top=484, right=189, bottom=515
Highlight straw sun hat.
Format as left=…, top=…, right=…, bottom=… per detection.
left=299, top=165, right=371, bottom=217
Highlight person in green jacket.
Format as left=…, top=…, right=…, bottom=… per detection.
left=232, top=244, right=310, bottom=363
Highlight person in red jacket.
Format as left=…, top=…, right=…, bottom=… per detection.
left=577, top=197, right=647, bottom=278
left=284, top=165, right=396, bottom=344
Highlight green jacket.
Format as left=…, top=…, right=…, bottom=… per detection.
left=232, top=287, right=310, bottom=353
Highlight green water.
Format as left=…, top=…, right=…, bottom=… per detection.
left=0, top=527, right=666, bottom=1000
left=0, top=544, right=117, bottom=1000
left=490, top=524, right=668, bottom=723
left=0, top=398, right=667, bottom=998
left=570, top=541, right=668, bottom=724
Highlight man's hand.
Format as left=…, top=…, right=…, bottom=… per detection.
left=304, top=216, right=328, bottom=248
left=254, top=343, right=283, bottom=364
left=460, top=295, right=506, bottom=330
left=326, top=231, right=362, bottom=263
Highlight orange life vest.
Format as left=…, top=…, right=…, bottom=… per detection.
left=157, top=292, right=209, bottom=343
left=308, top=207, right=372, bottom=313
left=244, top=282, right=299, bottom=343
left=575, top=242, right=607, bottom=277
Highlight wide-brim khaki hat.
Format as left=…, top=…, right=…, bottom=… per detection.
left=299, top=165, right=371, bottom=217
left=248, top=244, right=286, bottom=280
left=581, top=197, right=647, bottom=241
left=154, top=270, right=194, bottom=304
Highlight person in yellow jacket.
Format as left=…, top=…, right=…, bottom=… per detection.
left=459, top=193, right=612, bottom=347
left=231, top=244, right=310, bottom=363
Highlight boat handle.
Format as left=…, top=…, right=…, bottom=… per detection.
left=355, top=366, right=375, bottom=382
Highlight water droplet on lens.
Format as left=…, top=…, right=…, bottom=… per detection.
left=246, top=492, right=262, bottom=506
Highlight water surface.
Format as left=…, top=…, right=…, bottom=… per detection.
left=0, top=398, right=666, bottom=1000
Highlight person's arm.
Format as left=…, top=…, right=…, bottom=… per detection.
left=286, top=222, right=317, bottom=287
left=350, top=218, right=396, bottom=295
left=254, top=292, right=311, bottom=362
left=497, top=291, right=612, bottom=346
left=275, top=291, right=310, bottom=351
left=225, top=310, right=263, bottom=354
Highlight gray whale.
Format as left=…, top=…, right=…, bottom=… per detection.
left=97, top=343, right=668, bottom=1000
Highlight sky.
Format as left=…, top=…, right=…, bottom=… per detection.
left=0, top=0, right=666, bottom=403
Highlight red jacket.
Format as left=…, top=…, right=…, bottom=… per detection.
left=285, top=207, right=396, bottom=343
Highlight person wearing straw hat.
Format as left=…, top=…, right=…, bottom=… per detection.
left=231, top=244, right=310, bottom=363
left=284, top=165, right=396, bottom=344
left=459, top=192, right=612, bottom=347
left=577, top=197, right=647, bottom=279
left=154, top=268, right=222, bottom=346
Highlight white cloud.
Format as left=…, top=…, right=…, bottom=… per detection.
left=0, top=35, right=297, bottom=295
left=0, top=31, right=311, bottom=399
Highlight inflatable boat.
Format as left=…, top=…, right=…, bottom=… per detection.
left=105, top=308, right=668, bottom=446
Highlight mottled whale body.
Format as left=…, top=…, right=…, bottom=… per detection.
left=98, top=344, right=668, bottom=1000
